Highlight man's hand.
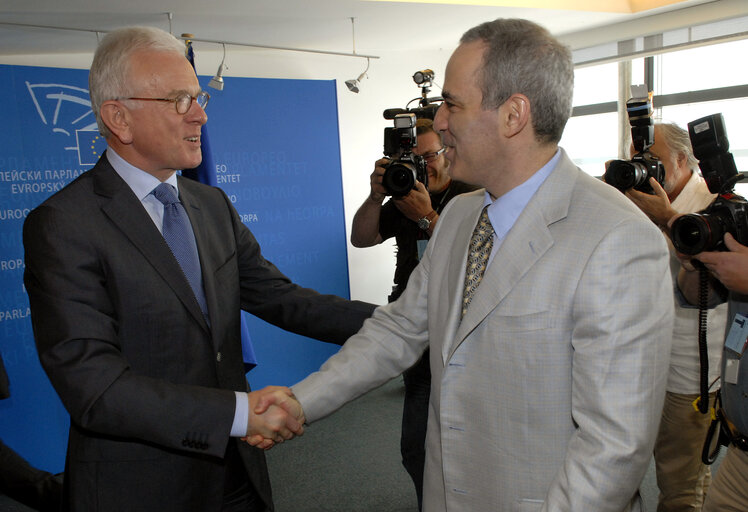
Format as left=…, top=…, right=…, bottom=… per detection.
left=369, top=158, right=390, bottom=204
left=393, top=181, right=433, bottom=222
left=350, top=158, right=392, bottom=248
left=694, top=233, right=748, bottom=294
left=625, top=177, right=677, bottom=230
left=242, top=386, right=305, bottom=450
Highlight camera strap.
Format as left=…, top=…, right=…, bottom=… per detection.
left=697, top=265, right=710, bottom=414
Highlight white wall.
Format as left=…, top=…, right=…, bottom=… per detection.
left=0, top=45, right=454, bottom=305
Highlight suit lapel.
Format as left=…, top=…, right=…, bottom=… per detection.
left=444, top=153, right=578, bottom=361
left=92, top=158, right=210, bottom=333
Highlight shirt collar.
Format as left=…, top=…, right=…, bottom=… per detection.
left=106, top=148, right=179, bottom=200
left=483, top=148, right=561, bottom=241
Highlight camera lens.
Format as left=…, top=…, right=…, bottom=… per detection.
left=383, top=162, right=416, bottom=197
left=604, top=160, right=649, bottom=192
left=671, top=213, right=726, bottom=255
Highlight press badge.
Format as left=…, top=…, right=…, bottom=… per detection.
left=724, top=313, right=748, bottom=357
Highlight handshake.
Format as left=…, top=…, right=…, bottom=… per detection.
left=243, top=386, right=306, bottom=450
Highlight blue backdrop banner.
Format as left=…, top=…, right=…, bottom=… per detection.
left=0, top=63, right=351, bottom=473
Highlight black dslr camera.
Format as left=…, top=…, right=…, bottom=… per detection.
left=382, top=113, right=428, bottom=197
left=380, top=69, right=443, bottom=197
left=603, top=85, right=665, bottom=194
left=671, top=113, right=748, bottom=254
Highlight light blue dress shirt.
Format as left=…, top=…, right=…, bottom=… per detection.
left=484, top=149, right=561, bottom=265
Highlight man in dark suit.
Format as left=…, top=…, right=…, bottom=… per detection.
left=22, top=26, right=373, bottom=512
left=0, top=353, right=63, bottom=511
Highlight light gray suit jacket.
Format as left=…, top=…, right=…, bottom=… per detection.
left=294, top=150, right=673, bottom=511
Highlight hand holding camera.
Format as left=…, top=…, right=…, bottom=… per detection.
left=392, top=180, right=433, bottom=223
left=690, top=233, right=748, bottom=294
left=625, top=176, right=677, bottom=230
left=604, top=85, right=666, bottom=195
left=367, top=157, right=391, bottom=204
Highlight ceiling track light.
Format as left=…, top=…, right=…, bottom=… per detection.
left=345, top=57, right=370, bottom=93
left=345, top=17, right=371, bottom=93
left=209, top=43, right=227, bottom=90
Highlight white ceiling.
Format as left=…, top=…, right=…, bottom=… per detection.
left=0, top=0, right=716, bottom=58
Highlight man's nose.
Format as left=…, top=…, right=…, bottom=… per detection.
left=433, top=103, right=447, bottom=132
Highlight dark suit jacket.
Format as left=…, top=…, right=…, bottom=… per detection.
left=0, top=353, right=8, bottom=400
left=23, top=153, right=374, bottom=512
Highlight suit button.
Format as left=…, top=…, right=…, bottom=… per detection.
left=216, top=352, right=222, bottom=362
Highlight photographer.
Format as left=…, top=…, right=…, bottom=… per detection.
left=676, top=234, right=748, bottom=511
left=623, top=122, right=727, bottom=512
left=350, top=118, right=477, bottom=509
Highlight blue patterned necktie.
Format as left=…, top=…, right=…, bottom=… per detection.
left=152, top=183, right=209, bottom=320
left=461, top=205, right=494, bottom=318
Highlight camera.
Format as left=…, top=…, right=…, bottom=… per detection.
left=671, top=113, right=748, bottom=254
left=382, top=113, right=428, bottom=197
left=382, top=68, right=442, bottom=121
left=603, top=85, right=665, bottom=194
left=380, top=69, right=443, bottom=197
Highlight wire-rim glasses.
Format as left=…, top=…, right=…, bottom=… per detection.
left=421, top=146, right=446, bottom=163
left=122, top=90, right=210, bottom=114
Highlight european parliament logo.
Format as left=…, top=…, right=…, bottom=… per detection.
left=26, top=81, right=107, bottom=166
left=76, top=130, right=107, bottom=165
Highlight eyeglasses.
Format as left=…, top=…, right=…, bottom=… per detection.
left=421, top=146, right=446, bottom=163
left=122, top=91, right=210, bottom=114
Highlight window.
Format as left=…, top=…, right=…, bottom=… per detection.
left=560, top=62, right=618, bottom=177
left=564, top=37, right=748, bottom=197
left=560, top=112, right=617, bottom=178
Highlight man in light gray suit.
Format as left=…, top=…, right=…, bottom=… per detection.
left=256, top=18, right=673, bottom=511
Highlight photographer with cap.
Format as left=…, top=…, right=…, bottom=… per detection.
left=350, top=118, right=477, bottom=509
left=622, top=122, right=727, bottom=512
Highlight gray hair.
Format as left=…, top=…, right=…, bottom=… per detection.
left=655, top=122, right=699, bottom=171
left=460, top=18, right=574, bottom=144
left=89, top=26, right=185, bottom=138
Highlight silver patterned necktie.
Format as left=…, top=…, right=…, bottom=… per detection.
left=152, top=183, right=209, bottom=320
left=461, top=205, right=494, bottom=318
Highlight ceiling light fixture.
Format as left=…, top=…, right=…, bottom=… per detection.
left=0, top=17, right=379, bottom=61
left=345, top=58, right=370, bottom=93
left=208, top=43, right=227, bottom=90
left=345, top=18, right=370, bottom=93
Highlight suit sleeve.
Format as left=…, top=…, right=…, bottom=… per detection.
left=291, top=231, right=434, bottom=423
left=23, top=204, right=236, bottom=459
left=0, top=353, right=9, bottom=400
left=542, top=218, right=673, bottom=511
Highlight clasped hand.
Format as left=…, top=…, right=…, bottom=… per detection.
left=242, top=386, right=306, bottom=450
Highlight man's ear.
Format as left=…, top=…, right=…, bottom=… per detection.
left=100, top=100, right=133, bottom=144
left=676, top=150, right=688, bottom=169
left=502, top=93, right=530, bottom=138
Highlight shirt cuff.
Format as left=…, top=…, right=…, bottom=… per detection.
left=230, top=391, right=249, bottom=437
